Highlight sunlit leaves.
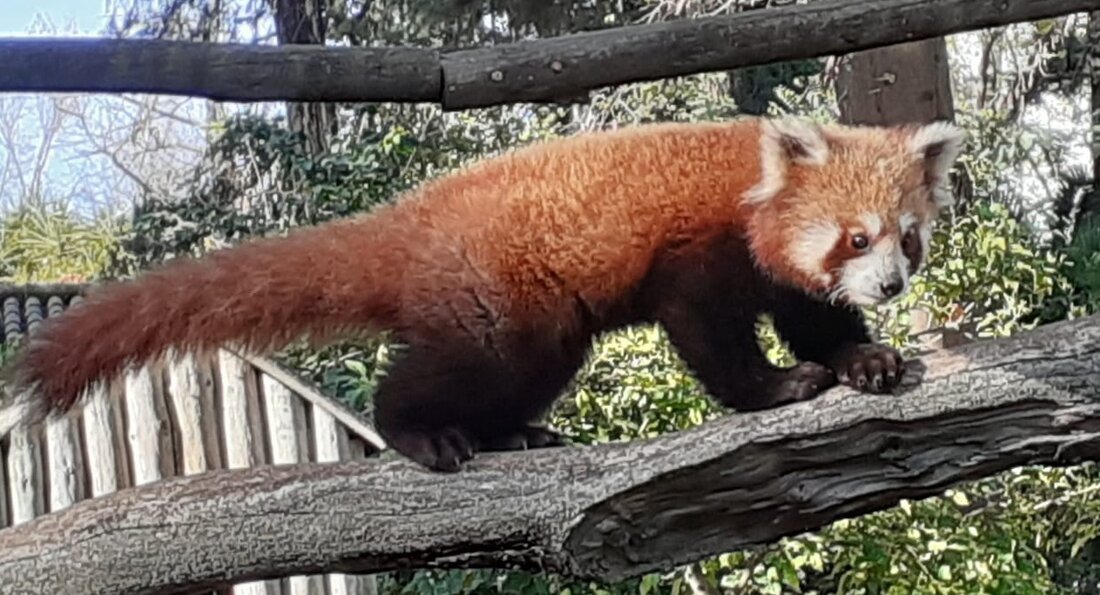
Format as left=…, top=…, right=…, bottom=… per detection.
left=0, top=202, right=126, bottom=283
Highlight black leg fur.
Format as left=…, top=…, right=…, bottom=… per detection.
left=372, top=340, right=577, bottom=471
left=657, top=295, right=836, bottom=411
left=645, top=231, right=837, bottom=412
left=769, top=287, right=905, bottom=394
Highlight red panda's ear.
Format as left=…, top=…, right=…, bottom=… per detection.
left=744, top=117, right=829, bottom=203
left=907, top=121, right=965, bottom=207
left=764, top=117, right=830, bottom=166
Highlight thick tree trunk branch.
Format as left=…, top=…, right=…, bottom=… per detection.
left=1, top=315, right=1099, bottom=594
left=0, top=0, right=1096, bottom=110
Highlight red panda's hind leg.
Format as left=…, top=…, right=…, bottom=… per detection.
left=372, top=340, right=577, bottom=472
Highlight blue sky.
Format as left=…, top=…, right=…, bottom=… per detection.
left=0, top=2, right=125, bottom=216
left=0, top=0, right=106, bottom=35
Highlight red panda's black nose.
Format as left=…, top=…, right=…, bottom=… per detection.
left=880, top=280, right=903, bottom=298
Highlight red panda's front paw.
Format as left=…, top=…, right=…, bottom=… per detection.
left=830, top=343, right=905, bottom=394
left=768, top=362, right=838, bottom=406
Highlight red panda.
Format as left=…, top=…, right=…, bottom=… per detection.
left=0, top=116, right=964, bottom=472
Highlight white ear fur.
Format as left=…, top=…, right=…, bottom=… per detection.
left=907, top=121, right=965, bottom=208
left=744, top=117, right=830, bottom=203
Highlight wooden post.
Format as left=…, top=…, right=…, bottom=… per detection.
left=218, top=351, right=279, bottom=595
left=123, top=366, right=174, bottom=486
left=81, top=384, right=122, bottom=497
left=263, top=375, right=325, bottom=595
left=4, top=427, right=43, bottom=525
left=44, top=414, right=84, bottom=512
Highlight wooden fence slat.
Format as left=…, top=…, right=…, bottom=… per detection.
left=218, top=351, right=266, bottom=469
left=197, top=353, right=225, bottom=471
left=263, top=376, right=326, bottom=595
left=44, top=413, right=84, bottom=512
left=238, top=353, right=384, bottom=450
left=166, top=352, right=227, bottom=595
left=167, top=351, right=212, bottom=475
left=81, top=384, right=120, bottom=497
left=0, top=437, right=9, bottom=528
left=124, top=366, right=173, bottom=486
left=218, top=351, right=280, bottom=595
left=5, top=427, right=42, bottom=525
left=348, top=438, right=368, bottom=461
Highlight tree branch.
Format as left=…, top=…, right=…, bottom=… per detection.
left=0, top=0, right=1097, bottom=110
left=1, top=314, right=1099, bottom=594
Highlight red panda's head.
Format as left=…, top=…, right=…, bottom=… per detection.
left=743, top=116, right=965, bottom=307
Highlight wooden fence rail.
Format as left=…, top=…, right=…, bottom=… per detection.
left=0, top=289, right=385, bottom=595
left=0, top=0, right=1097, bottom=109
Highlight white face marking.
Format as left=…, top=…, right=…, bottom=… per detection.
left=837, top=234, right=911, bottom=306
left=899, top=212, right=917, bottom=232
left=858, top=213, right=883, bottom=237
left=917, top=222, right=932, bottom=272
left=791, top=220, right=841, bottom=286
left=898, top=211, right=932, bottom=274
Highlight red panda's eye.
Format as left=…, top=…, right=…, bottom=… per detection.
left=851, top=234, right=870, bottom=250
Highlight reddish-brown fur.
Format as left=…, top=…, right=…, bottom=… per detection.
left=1, top=116, right=962, bottom=471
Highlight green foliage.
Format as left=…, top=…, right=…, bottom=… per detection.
left=277, top=338, right=397, bottom=413
left=552, top=325, right=718, bottom=445
left=0, top=202, right=125, bottom=283
left=870, top=200, right=1078, bottom=352
left=1063, top=214, right=1100, bottom=313
left=117, top=114, right=425, bottom=270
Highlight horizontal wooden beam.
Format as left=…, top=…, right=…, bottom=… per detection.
left=1, top=314, right=1098, bottom=594
left=0, top=41, right=441, bottom=103
left=0, top=0, right=1096, bottom=110
left=440, top=0, right=1100, bottom=109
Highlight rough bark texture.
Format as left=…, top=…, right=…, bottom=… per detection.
left=0, top=40, right=442, bottom=103
left=270, top=0, right=337, bottom=155
left=835, top=37, right=955, bottom=125
left=1, top=0, right=1098, bottom=109
left=1, top=315, right=1099, bottom=595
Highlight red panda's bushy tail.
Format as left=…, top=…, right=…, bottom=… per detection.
left=0, top=216, right=403, bottom=435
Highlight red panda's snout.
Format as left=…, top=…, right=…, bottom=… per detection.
left=833, top=233, right=912, bottom=306
left=820, top=212, right=931, bottom=307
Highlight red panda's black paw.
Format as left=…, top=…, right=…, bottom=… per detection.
left=830, top=343, right=905, bottom=394
left=480, top=425, right=568, bottom=452
left=770, top=362, right=837, bottom=405
left=388, top=427, right=476, bottom=472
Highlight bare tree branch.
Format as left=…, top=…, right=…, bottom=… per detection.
left=0, top=314, right=1098, bottom=595
left=0, top=0, right=1097, bottom=110
left=0, top=95, right=73, bottom=209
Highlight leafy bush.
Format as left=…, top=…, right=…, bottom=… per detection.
left=869, top=200, right=1080, bottom=353
left=116, top=115, right=427, bottom=271
left=0, top=202, right=126, bottom=283
left=552, top=325, right=717, bottom=445
left=1063, top=214, right=1100, bottom=314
